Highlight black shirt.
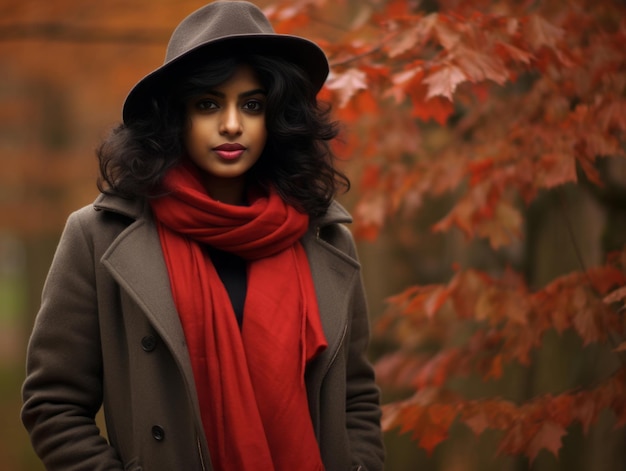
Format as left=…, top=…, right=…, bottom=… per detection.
left=206, top=246, right=247, bottom=328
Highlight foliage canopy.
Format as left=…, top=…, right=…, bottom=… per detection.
left=266, top=0, right=626, bottom=463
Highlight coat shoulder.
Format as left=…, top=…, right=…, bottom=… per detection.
left=312, top=201, right=356, bottom=258
left=61, top=195, right=146, bottom=253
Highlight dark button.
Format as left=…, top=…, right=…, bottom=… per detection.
left=141, top=335, right=157, bottom=352
left=151, top=425, right=165, bottom=441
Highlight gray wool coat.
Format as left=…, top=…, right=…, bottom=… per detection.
left=21, top=193, right=385, bottom=471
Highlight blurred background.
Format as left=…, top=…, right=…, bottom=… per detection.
left=1, top=1, right=216, bottom=469
left=2, top=0, right=626, bottom=470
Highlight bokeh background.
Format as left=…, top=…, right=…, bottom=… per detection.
left=2, top=2, right=218, bottom=469
left=2, top=0, right=625, bottom=470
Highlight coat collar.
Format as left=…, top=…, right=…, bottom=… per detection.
left=314, top=199, right=353, bottom=227
left=93, top=193, right=145, bottom=219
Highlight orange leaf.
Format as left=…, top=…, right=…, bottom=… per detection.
left=498, top=422, right=525, bottom=456
left=387, top=67, right=423, bottom=104
left=572, top=393, right=598, bottom=434
left=423, top=63, right=467, bottom=101
left=468, top=158, right=495, bottom=186
left=353, top=193, right=387, bottom=241
left=384, top=0, right=412, bottom=17
left=418, top=403, right=457, bottom=455
left=398, top=403, right=425, bottom=436
left=380, top=401, right=409, bottom=432
left=424, top=286, right=449, bottom=319
left=476, top=199, right=523, bottom=249
left=496, top=41, right=535, bottom=64
left=484, top=354, right=503, bottom=380
left=415, top=349, right=462, bottom=388
left=604, top=285, right=626, bottom=304
left=463, top=409, right=490, bottom=436
left=589, top=266, right=626, bottom=294
left=524, top=14, right=564, bottom=51
left=432, top=192, right=476, bottom=238
left=412, top=96, right=455, bottom=125
left=549, top=394, right=573, bottom=427
left=268, top=7, right=310, bottom=34
left=429, top=403, right=458, bottom=428
left=527, top=421, right=566, bottom=463
left=449, top=270, right=490, bottom=319
left=388, top=33, right=416, bottom=60
left=453, top=45, right=509, bottom=85
left=334, top=88, right=380, bottom=122
left=536, top=152, right=577, bottom=189
left=387, top=15, right=434, bottom=58
left=571, top=291, right=603, bottom=346
left=433, top=15, right=462, bottom=50
left=418, top=425, right=448, bottom=456
left=325, top=68, right=368, bottom=108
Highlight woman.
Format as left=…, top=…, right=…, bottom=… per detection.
left=21, top=2, right=384, bottom=470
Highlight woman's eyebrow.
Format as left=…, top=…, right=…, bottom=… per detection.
left=203, top=88, right=266, bottom=98
left=240, top=88, right=266, bottom=98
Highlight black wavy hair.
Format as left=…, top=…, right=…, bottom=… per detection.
left=97, top=54, right=349, bottom=217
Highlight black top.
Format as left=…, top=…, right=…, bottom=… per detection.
left=206, top=246, right=247, bottom=328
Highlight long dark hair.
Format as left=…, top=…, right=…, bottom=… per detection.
left=97, top=54, right=349, bottom=216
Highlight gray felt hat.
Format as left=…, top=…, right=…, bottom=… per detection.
left=122, top=1, right=329, bottom=124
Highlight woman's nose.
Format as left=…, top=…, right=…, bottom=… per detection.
left=219, top=106, right=243, bottom=136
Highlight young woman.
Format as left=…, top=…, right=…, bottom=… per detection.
left=21, top=2, right=384, bottom=470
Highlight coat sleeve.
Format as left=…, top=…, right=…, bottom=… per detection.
left=335, top=224, right=385, bottom=471
left=21, top=210, right=124, bottom=470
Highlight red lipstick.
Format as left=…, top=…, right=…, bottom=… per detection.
left=213, top=143, right=246, bottom=160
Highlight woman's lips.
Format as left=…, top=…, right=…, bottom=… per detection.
left=213, top=143, right=245, bottom=160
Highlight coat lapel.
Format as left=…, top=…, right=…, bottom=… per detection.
left=302, top=231, right=358, bottom=358
left=301, top=225, right=359, bottom=430
left=305, top=200, right=357, bottom=357
left=99, top=209, right=196, bottom=389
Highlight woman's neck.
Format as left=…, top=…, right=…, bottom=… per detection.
left=201, top=175, right=247, bottom=206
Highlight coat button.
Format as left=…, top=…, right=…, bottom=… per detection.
left=141, top=335, right=157, bottom=352
left=151, top=425, right=165, bottom=441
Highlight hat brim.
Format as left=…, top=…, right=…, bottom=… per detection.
left=122, top=34, right=329, bottom=124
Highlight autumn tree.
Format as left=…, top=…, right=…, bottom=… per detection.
left=266, top=0, right=626, bottom=469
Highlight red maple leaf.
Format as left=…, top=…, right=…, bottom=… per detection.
left=418, top=403, right=457, bottom=455
left=423, top=63, right=467, bottom=101
left=325, top=68, right=368, bottom=108
left=526, top=421, right=567, bottom=463
left=603, top=285, right=626, bottom=305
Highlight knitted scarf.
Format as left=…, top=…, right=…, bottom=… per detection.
left=150, top=162, right=327, bottom=471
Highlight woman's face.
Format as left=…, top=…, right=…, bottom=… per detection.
left=183, top=64, right=267, bottom=202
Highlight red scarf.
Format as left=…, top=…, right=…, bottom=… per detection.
left=149, top=163, right=327, bottom=471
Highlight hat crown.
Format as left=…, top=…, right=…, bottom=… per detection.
left=122, top=0, right=329, bottom=124
left=165, top=1, right=274, bottom=64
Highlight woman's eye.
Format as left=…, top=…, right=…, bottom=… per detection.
left=196, top=100, right=218, bottom=111
left=243, top=100, right=264, bottom=112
